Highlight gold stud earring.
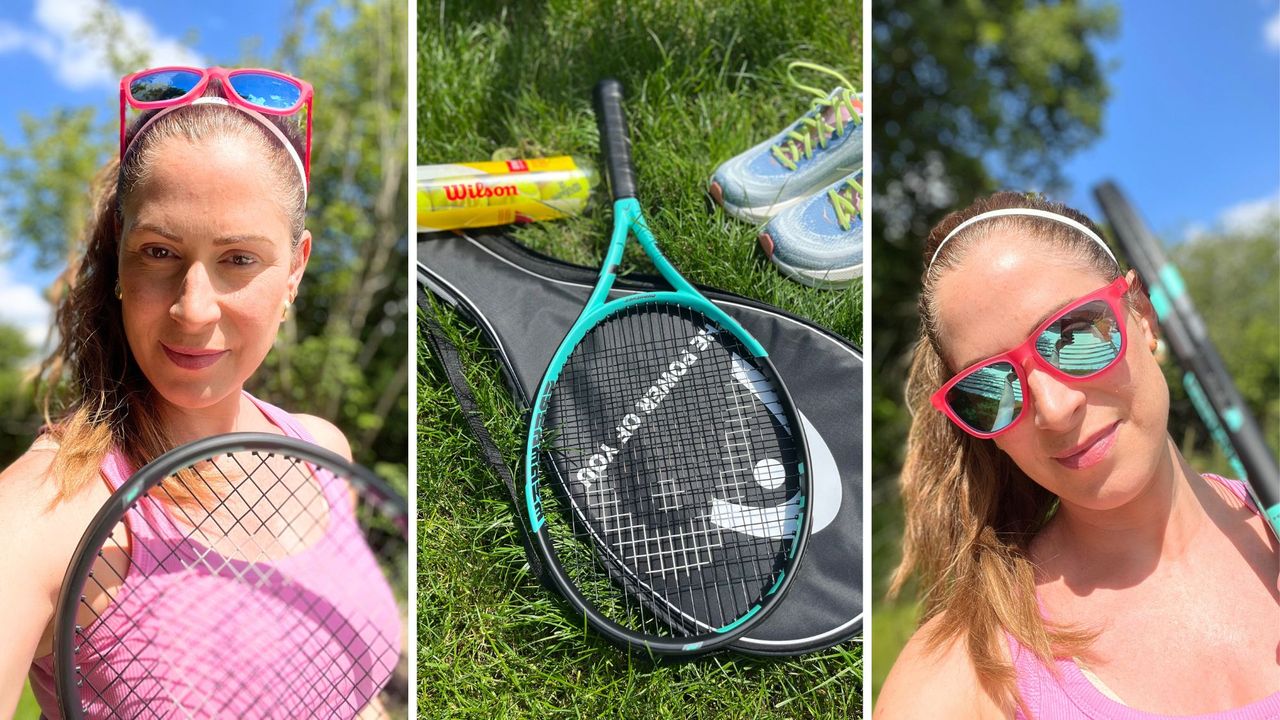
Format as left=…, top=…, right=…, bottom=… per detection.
left=114, top=281, right=123, bottom=300
left=281, top=299, right=291, bottom=321
left=1149, top=338, right=1158, bottom=353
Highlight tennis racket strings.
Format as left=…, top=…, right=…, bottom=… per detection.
left=534, top=302, right=805, bottom=638
left=63, top=447, right=406, bottom=719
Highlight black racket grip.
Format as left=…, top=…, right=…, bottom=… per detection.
left=593, top=78, right=637, bottom=200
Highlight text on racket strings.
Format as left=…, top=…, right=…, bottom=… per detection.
left=573, top=326, right=715, bottom=488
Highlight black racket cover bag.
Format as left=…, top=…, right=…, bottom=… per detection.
left=419, top=231, right=863, bottom=656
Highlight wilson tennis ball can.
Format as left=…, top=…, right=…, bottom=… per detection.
left=417, top=156, right=595, bottom=231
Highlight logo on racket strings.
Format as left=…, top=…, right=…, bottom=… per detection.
left=575, top=328, right=713, bottom=489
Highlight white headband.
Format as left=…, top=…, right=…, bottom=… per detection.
left=929, top=207, right=1118, bottom=268
left=127, top=96, right=308, bottom=202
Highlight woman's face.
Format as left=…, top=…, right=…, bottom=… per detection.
left=118, top=133, right=310, bottom=412
left=932, top=236, right=1169, bottom=511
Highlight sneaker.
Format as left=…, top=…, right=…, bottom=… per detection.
left=709, top=62, right=863, bottom=224
left=757, top=171, right=863, bottom=288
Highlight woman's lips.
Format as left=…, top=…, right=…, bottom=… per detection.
left=1054, top=420, right=1121, bottom=470
left=161, top=344, right=229, bottom=370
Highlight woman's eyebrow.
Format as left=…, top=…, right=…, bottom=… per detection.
left=953, top=293, right=1085, bottom=370
left=213, top=234, right=275, bottom=246
left=127, top=222, right=181, bottom=241
left=124, top=224, right=274, bottom=247
left=1028, top=296, right=1078, bottom=335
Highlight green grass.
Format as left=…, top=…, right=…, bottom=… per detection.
left=868, top=600, right=919, bottom=711
left=418, top=1, right=862, bottom=717
left=15, top=681, right=39, bottom=719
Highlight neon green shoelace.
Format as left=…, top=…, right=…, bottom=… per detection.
left=770, top=61, right=862, bottom=171
left=828, top=176, right=863, bottom=231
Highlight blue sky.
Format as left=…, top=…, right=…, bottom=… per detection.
left=1062, top=0, right=1280, bottom=242
left=0, top=0, right=298, bottom=354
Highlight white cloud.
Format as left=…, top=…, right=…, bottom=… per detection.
left=0, top=237, right=53, bottom=358
left=0, top=18, right=55, bottom=59
left=0, top=0, right=203, bottom=91
left=1180, top=189, right=1280, bottom=243
left=1219, top=188, right=1280, bottom=233
left=0, top=269, right=51, bottom=354
left=1267, top=6, right=1280, bottom=51
left=0, top=21, right=27, bottom=52
left=1182, top=221, right=1209, bottom=243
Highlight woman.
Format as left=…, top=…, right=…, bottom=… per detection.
left=876, top=192, right=1278, bottom=718
left=0, top=67, right=400, bottom=719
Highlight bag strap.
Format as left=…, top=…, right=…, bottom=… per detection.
left=420, top=309, right=547, bottom=584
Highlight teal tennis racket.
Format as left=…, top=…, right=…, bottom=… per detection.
left=521, top=79, right=812, bottom=655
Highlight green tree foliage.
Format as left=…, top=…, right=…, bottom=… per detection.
left=0, top=324, right=36, bottom=463
left=1165, top=219, right=1280, bottom=470
left=0, top=0, right=407, bottom=487
left=0, top=109, right=108, bottom=271
left=256, top=0, right=409, bottom=488
left=870, top=0, right=1118, bottom=598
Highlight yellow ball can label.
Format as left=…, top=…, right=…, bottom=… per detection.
left=417, top=156, right=594, bottom=232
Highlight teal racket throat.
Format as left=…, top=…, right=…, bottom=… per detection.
left=588, top=197, right=769, bottom=359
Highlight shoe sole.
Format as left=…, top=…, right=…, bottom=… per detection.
left=708, top=181, right=812, bottom=224
left=771, top=255, right=862, bottom=289
left=709, top=160, right=864, bottom=224
left=759, top=232, right=861, bottom=289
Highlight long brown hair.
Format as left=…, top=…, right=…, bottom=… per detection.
left=38, top=83, right=307, bottom=499
left=890, top=192, right=1146, bottom=706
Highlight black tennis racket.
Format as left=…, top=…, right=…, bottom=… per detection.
left=1094, top=181, right=1280, bottom=539
left=53, top=433, right=409, bottom=719
left=521, top=79, right=812, bottom=656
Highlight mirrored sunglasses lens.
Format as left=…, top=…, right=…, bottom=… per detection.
left=130, top=70, right=202, bottom=102
left=946, top=361, right=1023, bottom=434
left=228, top=73, right=302, bottom=110
left=1034, top=300, right=1123, bottom=376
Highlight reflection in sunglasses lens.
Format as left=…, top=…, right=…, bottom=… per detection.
left=947, top=361, right=1022, bottom=434
left=1034, top=300, right=1122, bottom=376
left=228, top=73, right=302, bottom=111
left=131, top=70, right=202, bottom=102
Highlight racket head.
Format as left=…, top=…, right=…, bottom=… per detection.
left=526, top=295, right=811, bottom=655
left=53, top=432, right=408, bottom=720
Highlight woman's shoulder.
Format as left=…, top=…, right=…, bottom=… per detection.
left=292, top=413, right=354, bottom=462
left=875, top=612, right=1011, bottom=720
left=245, top=393, right=353, bottom=462
left=0, top=438, right=60, bottom=507
left=1, top=437, right=112, bottom=525
left=0, top=439, right=106, bottom=593
left=1201, top=472, right=1258, bottom=511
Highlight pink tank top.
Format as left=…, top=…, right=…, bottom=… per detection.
left=1009, top=475, right=1280, bottom=720
left=29, top=393, right=403, bottom=719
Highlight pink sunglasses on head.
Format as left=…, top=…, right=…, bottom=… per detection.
left=931, top=276, right=1131, bottom=438
left=119, top=66, right=314, bottom=183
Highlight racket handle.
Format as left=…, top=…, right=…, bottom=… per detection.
left=594, top=78, right=637, bottom=200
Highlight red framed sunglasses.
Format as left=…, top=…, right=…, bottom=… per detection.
left=119, top=66, right=314, bottom=182
left=931, top=276, right=1131, bottom=438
